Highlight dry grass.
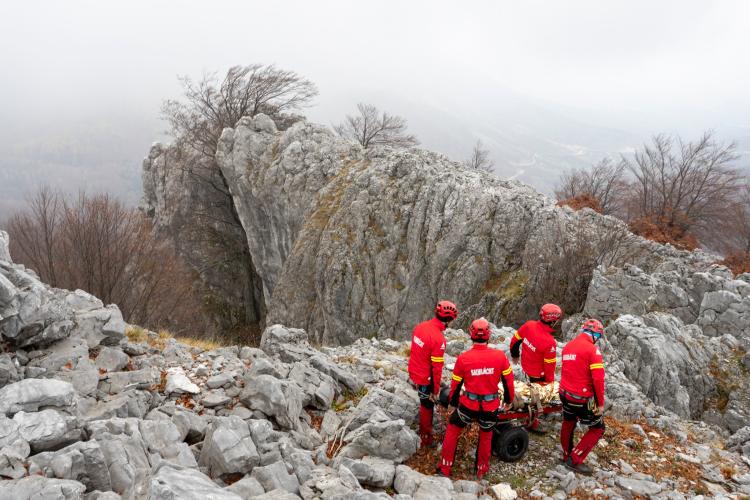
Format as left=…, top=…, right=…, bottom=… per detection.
left=125, top=325, right=148, bottom=343
left=175, top=336, right=224, bottom=351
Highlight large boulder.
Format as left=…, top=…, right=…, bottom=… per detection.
left=13, top=409, right=82, bottom=453
left=240, top=373, right=304, bottom=430
left=148, top=462, right=242, bottom=500
left=0, top=476, right=86, bottom=499
left=198, top=416, right=260, bottom=478
left=340, top=411, right=418, bottom=463
left=0, top=378, right=76, bottom=416
left=605, top=314, right=717, bottom=419
left=28, top=440, right=112, bottom=492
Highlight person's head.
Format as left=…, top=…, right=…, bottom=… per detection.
left=434, top=300, right=458, bottom=324
left=539, top=303, right=563, bottom=326
left=469, top=317, right=491, bottom=343
left=581, top=318, right=604, bottom=343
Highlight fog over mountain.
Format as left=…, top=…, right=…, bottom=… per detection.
left=1, top=0, right=749, bottom=217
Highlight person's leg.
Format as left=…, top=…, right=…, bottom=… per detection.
left=417, top=382, right=435, bottom=447
left=475, top=409, right=497, bottom=479
left=438, top=408, right=468, bottom=476
left=570, top=418, right=605, bottom=465
left=560, top=395, right=580, bottom=461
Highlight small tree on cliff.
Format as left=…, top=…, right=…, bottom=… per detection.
left=163, top=64, right=318, bottom=156
left=159, top=65, right=317, bottom=337
left=334, top=103, right=419, bottom=149
left=464, top=139, right=495, bottom=172
left=555, top=158, right=627, bottom=216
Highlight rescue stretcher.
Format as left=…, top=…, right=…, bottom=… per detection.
left=438, top=368, right=562, bottom=462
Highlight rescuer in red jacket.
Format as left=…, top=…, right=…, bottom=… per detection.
left=509, top=303, right=561, bottom=383
left=408, top=300, right=458, bottom=447
left=437, top=318, right=514, bottom=479
left=509, top=303, right=562, bottom=432
left=559, top=319, right=606, bottom=475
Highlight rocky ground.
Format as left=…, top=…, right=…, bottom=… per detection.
left=2, top=228, right=750, bottom=499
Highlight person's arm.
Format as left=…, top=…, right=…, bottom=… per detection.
left=430, top=336, right=446, bottom=395
left=500, top=355, right=515, bottom=404
left=543, top=339, right=557, bottom=383
left=509, top=324, right=525, bottom=359
left=448, top=356, right=464, bottom=405
left=589, top=348, right=605, bottom=408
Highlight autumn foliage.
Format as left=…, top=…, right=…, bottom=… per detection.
left=628, top=215, right=699, bottom=251
left=5, top=188, right=205, bottom=334
left=721, top=251, right=750, bottom=275
left=556, top=193, right=603, bottom=213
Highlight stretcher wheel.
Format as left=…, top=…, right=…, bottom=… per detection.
left=492, top=425, right=528, bottom=462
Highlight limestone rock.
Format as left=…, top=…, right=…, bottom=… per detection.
left=0, top=476, right=86, bottom=499
left=0, top=378, right=76, bottom=416
left=240, top=373, right=303, bottom=430
left=340, top=412, right=419, bottom=462
left=13, top=409, right=82, bottom=453
left=198, top=416, right=260, bottom=478
left=148, top=462, right=242, bottom=500
left=165, top=367, right=200, bottom=395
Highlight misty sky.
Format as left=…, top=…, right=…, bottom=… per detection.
left=0, top=0, right=749, bottom=211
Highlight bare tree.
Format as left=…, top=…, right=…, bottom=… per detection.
left=626, top=132, right=742, bottom=245
left=464, top=139, right=494, bottom=172
left=162, top=64, right=318, bottom=156
left=6, top=189, right=204, bottom=334
left=334, top=103, right=419, bottom=149
left=158, top=65, right=317, bottom=334
left=555, top=158, right=627, bottom=216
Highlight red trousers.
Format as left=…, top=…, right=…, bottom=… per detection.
left=438, top=405, right=496, bottom=478
left=560, top=393, right=605, bottom=464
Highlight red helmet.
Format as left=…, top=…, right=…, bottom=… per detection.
left=581, top=319, right=604, bottom=336
left=435, top=300, right=458, bottom=321
left=539, top=303, right=563, bottom=323
left=469, top=318, right=491, bottom=341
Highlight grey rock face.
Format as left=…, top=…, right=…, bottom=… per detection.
left=605, top=314, right=717, bottom=419
left=13, top=409, right=82, bottom=453
left=28, top=440, right=112, bottom=492
left=340, top=412, right=419, bottom=462
left=0, top=378, right=76, bottom=416
left=148, top=462, right=242, bottom=500
left=251, top=460, right=300, bottom=494
left=0, top=230, right=10, bottom=262
left=336, top=456, right=396, bottom=488
left=0, top=476, right=86, bottom=499
left=240, top=373, right=303, bottom=430
left=96, top=347, right=130, bottom=372
left=146, top=114, right=694, bottom=345
left=198, top=416, right=260, bottom=478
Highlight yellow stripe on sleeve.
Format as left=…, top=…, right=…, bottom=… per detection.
left=452, top=374, right=463, bottom=382
left=431, top=356, right=444, bottom=363
left=513, top=331, right=522, bottom=340
left=544, top=358, right=557, bottom=363
left=589, top=363, right=604, bottom=370
left=502, top=367, right=512, bottom=376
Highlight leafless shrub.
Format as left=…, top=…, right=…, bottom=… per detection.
left=464, top=140, right=494, bottom=172
left=6, top=188, right=204, bottom=334
left=525, top=216, right=635, bottom=314
left=555, top=158, right=627, bottom=216
left=163, top=64, right=318, bottom=156
left=627, top=132, right=742, bottom=244
left=334, top=103, right=419, bottom=149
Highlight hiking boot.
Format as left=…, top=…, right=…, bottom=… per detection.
left=434, top=467, right=448, bottom=478
left=564, top=457, right=593, bottom=475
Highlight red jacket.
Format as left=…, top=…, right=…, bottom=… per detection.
left=408, top=317, right=446, bottom=394
left=448, top=343, right=514, bottom=411
left=509, top=320, right=557, bottom=382
left=560, top=333, right=605, bottom=405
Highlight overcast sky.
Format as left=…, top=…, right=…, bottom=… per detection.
left=1, top=0, right=748, bottom=133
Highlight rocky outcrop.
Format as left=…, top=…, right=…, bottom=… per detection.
left=0, top=235, right=748, bottom=498
left=145, top=114, right=716, bottom=345
left=584, top=257, right=750, bottom=432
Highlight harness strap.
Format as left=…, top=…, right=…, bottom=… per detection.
left=561, top=389, right=590, bottom=402
left=465, top=391, right=499, bottom=402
